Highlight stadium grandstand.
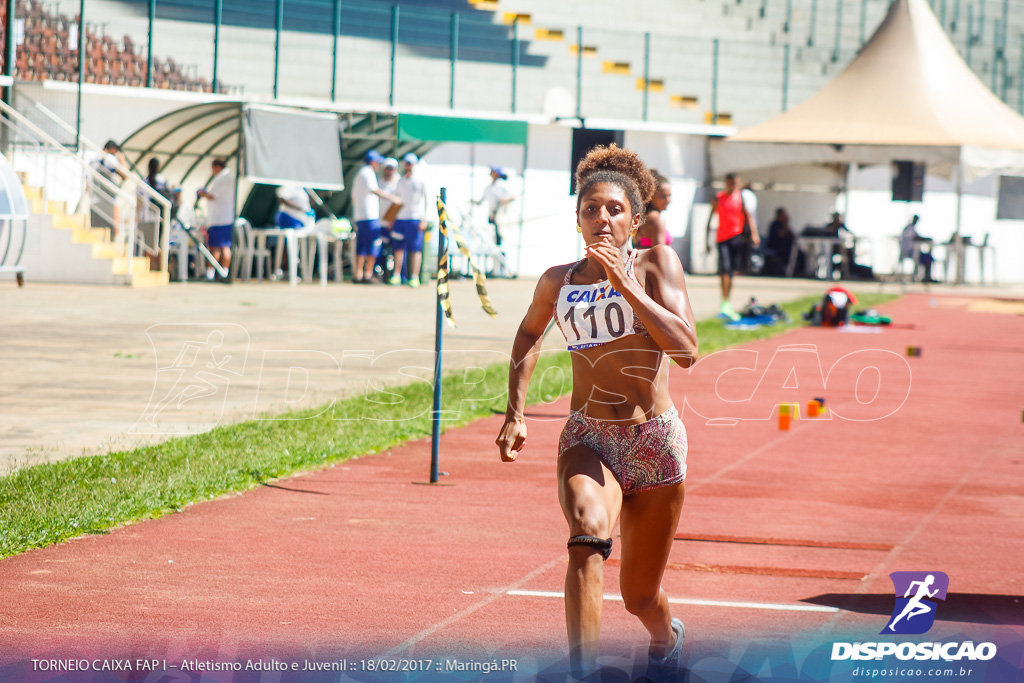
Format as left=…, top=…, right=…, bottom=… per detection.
left=2, top=0, right=1023, bottom=287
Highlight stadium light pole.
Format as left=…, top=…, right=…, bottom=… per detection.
left=146, top=0, right=154, bottom=87
left=212, top=0, right=221, bottom=94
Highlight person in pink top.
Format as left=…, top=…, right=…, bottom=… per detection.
left=705, top=173, right=759, bottom=320
left=637, top=170, right=673, bottom=249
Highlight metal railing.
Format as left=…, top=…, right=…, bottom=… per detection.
left=21, top=91, right=173, bottom=273
left=0, top=97, right=166, bottom=283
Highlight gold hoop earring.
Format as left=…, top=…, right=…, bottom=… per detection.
left=576, top=225, right=583, bottom=234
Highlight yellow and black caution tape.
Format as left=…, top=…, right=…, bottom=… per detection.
left=435, top=196, right=499, bottom=327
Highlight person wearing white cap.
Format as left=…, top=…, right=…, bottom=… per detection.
left=389, top=153, right=429, bottom=287
left=352, top=150, right=399, bottom=284
left=476, top=165, right=513, bottom=247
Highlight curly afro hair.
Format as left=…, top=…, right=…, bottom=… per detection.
left=574, top=144, right=657, bottom=224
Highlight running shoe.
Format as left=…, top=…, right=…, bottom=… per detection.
left=407, top=277, right=420, bottom=288
left=646, top=617, right=685, bottom=681
left=720, top=301, right=741, bottom=322
left=387, top=275, right=401, bottom=286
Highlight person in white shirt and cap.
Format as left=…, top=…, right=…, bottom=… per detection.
left=476, top=165, right=513, bottom=247
left=388, top=153, right=430, bottom=287
left=351, top=150, right=399, bottom=284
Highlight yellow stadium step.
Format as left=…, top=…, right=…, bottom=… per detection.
left=94, top=242, right=125, bottom=260
left=46, top=199, right=68, bottom=215
left=130, top=268, right=170, bottom=287
left=53, top=213, right=91, bottom=230
left=70, top=225, right=110, bottom=244
left=23, top=185, right=42, bottom=201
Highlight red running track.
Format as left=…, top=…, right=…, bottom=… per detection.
left=0, top=293, right=1021, bottom=681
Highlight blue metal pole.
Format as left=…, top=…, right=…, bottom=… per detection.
left=576, top=25, right=582, bottom=118
left=76, top=0, right=84, bottom=151
left=389, top=4, right=398, bottom=106
left=212, top=0, right=221, bottom=93
left=331, top=0, right=339, bottom=101
left=2, top=0, right=13, bottom=105
left=784, top=0, right=792, bottom=32
left=274, top=0, right=283, bottom=98
left=833, top=0, right=843, bottom=61
left=642, top=31, right=650, bottom=121
left=711, top=38, right=719, bottom=124
left=992, top=18, right=1000, bottom=92
left=147, top=0, right=155, bottom=87
left=782, top=43, right=790, bottom=112
left=450, top=11, right=458, bottom=109
left=511, top=17, right=518, bottom=113
left=430, top=188, right=448, bottom=484
left=978, top=0, right=985, bottom=44
left=860, top=0, right=867, bottom=46
left=808, top=0, right=818, bottom=46
left=967, top=4, right=974, bottom=65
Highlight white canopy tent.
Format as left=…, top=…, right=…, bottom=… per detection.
left=712, top=0, right=1024, bottom=182
left=710, top=0, right=1024, bottom=283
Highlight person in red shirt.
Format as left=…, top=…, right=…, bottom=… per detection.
left=705, top=173, right=759, bottom=321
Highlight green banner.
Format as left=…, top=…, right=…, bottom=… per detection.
left=397, top=114, right=528, bottom=146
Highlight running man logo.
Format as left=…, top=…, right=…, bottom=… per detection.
left=882, top=571, right=949, bottom=635
left=131, top=324, right=250, bottom=435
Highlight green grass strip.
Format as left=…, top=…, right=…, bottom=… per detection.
left=0, top=291, right=898, bottom=559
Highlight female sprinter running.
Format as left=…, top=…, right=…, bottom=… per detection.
left=496, top=146, right=697, bottom=679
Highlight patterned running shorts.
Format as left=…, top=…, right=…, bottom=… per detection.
left=558, top=407, right=688, bottom=495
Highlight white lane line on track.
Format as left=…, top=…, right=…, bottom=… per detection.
left=507, top=589, right=839, bottom=613
left=379, top=556, right=565, bottom=657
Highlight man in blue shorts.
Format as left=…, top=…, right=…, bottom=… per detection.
left=388, top=153, right=430, bottom=287
left=351, top=150, right=399, bottom=284
left=197, top=158, right=236, bottom=282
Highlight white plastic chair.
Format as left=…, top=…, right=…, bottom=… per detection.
left=235, top=218, right=272, bottom=282
left=974, top=233, right=996, bottom=284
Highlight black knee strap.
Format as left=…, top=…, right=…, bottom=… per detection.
left=567, top=535, right=613, bottom=560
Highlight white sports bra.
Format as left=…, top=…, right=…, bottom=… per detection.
left=553, top=251, right=651, bottom=351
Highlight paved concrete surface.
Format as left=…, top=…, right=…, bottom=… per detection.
left=1, top=274, right=1019, bottom=472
